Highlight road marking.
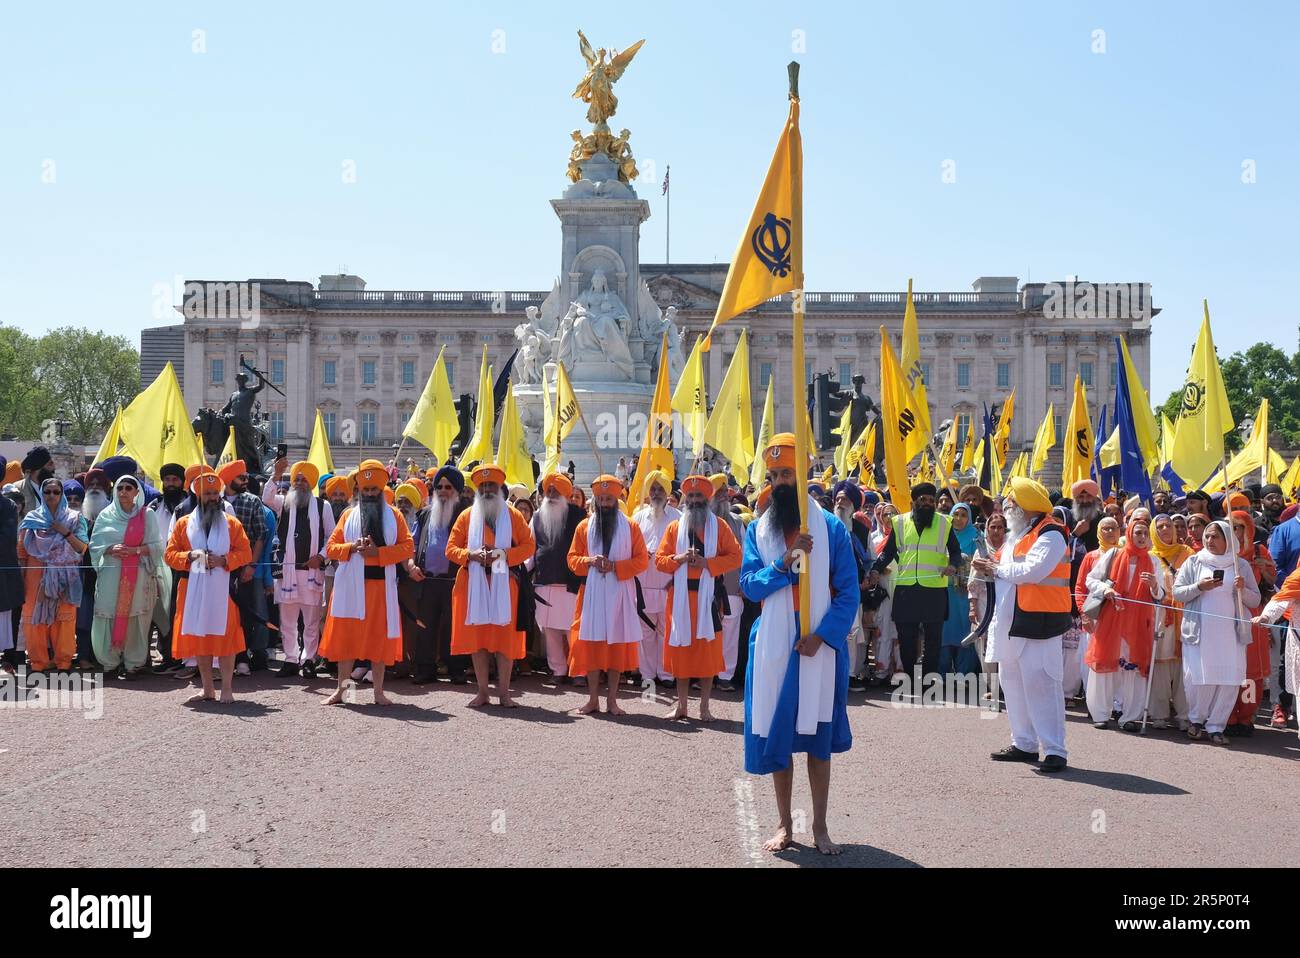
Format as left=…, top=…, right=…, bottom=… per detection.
left=732, top=777, right=765, bottom=867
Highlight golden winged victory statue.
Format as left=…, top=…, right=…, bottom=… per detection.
left=567, top=31, right=646, bottom=184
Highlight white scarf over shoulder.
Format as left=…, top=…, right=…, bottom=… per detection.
left=181, top=512, right=231, bottom=637
left=331, top=505, right=400, bottom=639
left=669, top=512, right=717, bottom=648
left=466, top=499, right=514, bottom=626
left=751, top=498, right=834, bottom=738
left=578, top=512, right=640, bottom=644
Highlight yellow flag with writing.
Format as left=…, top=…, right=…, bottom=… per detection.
left=1060, top=375, right=1093, bottom=495
left=672, top=335, right=708, bottom=457
left=939, top=420, right=957, bottom=476
left=403, top=346, right=460, bottom=463
left=1030, top=403, right=1055, bottom=478
left=960, top=427, right=975, bottom=474
left=460, top=346, right=495, bottom=466
left=217, top=427, right=237, bottom=468
left=120, top=362, right=205, bottom=481
left=832, top=401, right=853, bottom=477
left=1282, top=455, right=1300, bottom=499
left=900, top=278, right=931, bottom=460
left=879, top=327, right=913, bottom=513
left=626, top=335, right=676, bottom=514
left=750, top=376, right=776, bottom=487
left=857, top=420, right=878, bottom=486
left=701, top=329, right=755, bottom=483
left=993, top=388, right=1015, bottom=468
left=543, top=362, right=581, bottom=478
left=705, top=97, right=802, bottom=347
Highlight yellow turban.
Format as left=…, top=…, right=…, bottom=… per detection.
left=709, top=473, right=728, bottom=493
left=1006, top=476, right=1051, bottom=515
left=643, top=469, right=670, bottom=494
left=394, top=483, right=422, bottom=510
left=289, top=461, right=319, bottom=489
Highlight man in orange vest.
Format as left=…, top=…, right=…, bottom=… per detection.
left=971, top=476, right=1072, bottom=772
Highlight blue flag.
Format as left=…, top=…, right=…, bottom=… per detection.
left=1113, top=337, right=1152, bottom=504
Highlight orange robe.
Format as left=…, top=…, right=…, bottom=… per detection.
left=165, top=514, right=253, bottom=658
left=320, top=505, right=415, bottom=665
left=567, top=516, right=648, bottom=674
left=653, top=517, right=741, bottom=678
left=447, top=504, right=536, bottom=659
left=18, top=534, right=82, bottom=671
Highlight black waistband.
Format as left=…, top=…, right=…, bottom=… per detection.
left=364, top=566, right=387, bottom=580
left=174, top=570, right=188, bottom=580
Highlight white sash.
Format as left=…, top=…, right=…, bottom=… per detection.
left=465, top=499, right=514, bottom=627
left=277, top=498, right=323, bottom=603
left=752, top=498, right=834, bottom=738
left=330, top=505, right=401, bottom=639
left=180, top=512, right=231, bottom=638
left=578, top=512, right=640, bottom=644
left=669, top=513, right=717, bottom=648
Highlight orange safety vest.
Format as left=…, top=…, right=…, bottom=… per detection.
left=1014, top=516, right=1071, bottom=613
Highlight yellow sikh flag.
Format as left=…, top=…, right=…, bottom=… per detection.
left=1099, top=426, right=1120, bottom=470
left=750, top=376, right=776, bottom=487
left=702, top=329, right=755, bottom=483
left=938, top=420, right=957, bottom=476
left=403, top=346, right=459, bottom=464
left=307, top=408, right=335, bottom=483
left=832, top=398, right=853, bottom=477
left=627, top=335, right=676, bottom=514
left=1030, top=403, right=1055, bottom=478
left=672, top=335, right=708, bottom=457
left=120, top=362, right=205, bottom=482
left=1171, top=302, right=1234, bottom=490
left=857, top=420, right=878, bottom=486
left=993, top=388, right=1015, bottom=467
left=900, top=278, right=931, bottom=460
left=1060, top=375, right=1093, bottom=495
left=216, top=427, right=237, bottom=467
left=917, top=451, right=935, bottom=483
left=93, top=406, right=123, bottom=465
left=1266, top=448, right=1286, bottom=486
left=460, top=346, right=495, bottom=466
left=1204, top=398, right=1270, bottom=492
left=1008, top=451, right=1029, bottom=481
left=879, top=327, right=913, bottom=513
left=543, top=362, right=581, bottom=478
left=704, top=96, right=802, bottom=348
left=1281, top=455, right=1300, bottom=499
left=1160, top=411, right=1176, bottom=472
left=960, top=427, right=975, bottom=474
left=496, top=382, right=532, bottom=489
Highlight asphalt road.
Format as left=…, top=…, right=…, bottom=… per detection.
left=1, top=668, right=1295, bottom=868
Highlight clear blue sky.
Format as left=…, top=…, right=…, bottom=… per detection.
left=2, top=1, right=1295, bottom=404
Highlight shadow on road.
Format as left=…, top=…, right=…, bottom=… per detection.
left=773, top=843, right=922, bottom=868
left=182, top=698, right=281, bottom=718
left=1048, top=766, right=1188, bottom=794
left=474, top=703, right=578, bottom=725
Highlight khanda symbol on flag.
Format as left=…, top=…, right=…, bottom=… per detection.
left=752, top=212, right=794, bottom=277
left=1074, top=427, right=1090, bottom=458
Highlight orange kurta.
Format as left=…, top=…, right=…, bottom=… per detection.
left=567, top=515, right=648, bottom=674
left=653, top=517, right=741, bottom=678
left=165, top=513, right=253, bottom=658
left=447, top=504, right=536, bottom=658
left=18, top=533, right=81, bottom=670
left=320, top=505, right=415, bottom=665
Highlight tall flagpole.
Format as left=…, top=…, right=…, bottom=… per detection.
left=787, top=61, right=813, bottom=639
left=664, top=164, right=671, bottom=265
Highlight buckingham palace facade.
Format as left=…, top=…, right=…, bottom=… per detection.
left=143, top=269, right=1155, bottom=473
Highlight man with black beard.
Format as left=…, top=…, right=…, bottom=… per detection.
left=217, top=460, right=268, bottom=673
left=530, top=472, right=585, bottom=685
left=263, top=458, right=335, bottom=678
left=1256, top=483, right=1285, bottom=538
left=1152, top=488, right=1173, bottom=517
left=402, top=465, right=469, bottom=685
left=149, top=463, right=188, bottom=671
left=873, top=482, right=962, bottom=689
left=971, top=476, right=1071, bottom=772
left=19, top=445, right=57, bottom=519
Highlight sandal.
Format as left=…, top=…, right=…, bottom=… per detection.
left=1210, top=732, right=1231, bottom=746
left=1121, top=721, right=1140, bottom=732
left=1187, top=723, right=1205, bottom=740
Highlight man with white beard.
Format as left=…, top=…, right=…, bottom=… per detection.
left=631, top=470, right=679, bottom=690
left=402, top=466, right=469, bottom=684
left=75, top=470, right=113, bottom=669
left=262, top=459, right=335, bottom=678
left=971, top=476, right=1072, bottom=773
left=708, top=474, right=746, bottom=692
left=530, top=473, right=586, bottom=684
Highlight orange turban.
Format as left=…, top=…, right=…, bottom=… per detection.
left=3, top=460, right=22, bottom=486
left=382, top=486, right=395, bottom=505
left=191, top=467, right=224, bottom=495
left=289, top=461, right=319, bottom=488
left=680, top=475, right=714, bottom=497
left=216, top=460, right=247, bottom=488
left=540, top=472, right=573, bottom=498
left=324, top=475, right=353, bottom=499
left=408, top=478, right=428, bottom=501
left=762, top=432, right=800, bottom=471
left=471, top=463, right=506, bottom=487
left=356, top=459, right=387, bottom=493
left=756, top=485, right=773, bottom=512
left=592, top=474, right=623, bottom=497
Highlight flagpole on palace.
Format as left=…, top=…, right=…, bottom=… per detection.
left=664, top=164, right=671, bottom=265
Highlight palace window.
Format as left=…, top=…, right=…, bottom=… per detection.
left=361, top=411, right=377, bottom=443
left=957, top=413, right=972, bottom=448
left=1049, top=362, right=1064, bottom=388
left=996, top=334, right=1011, bottom=345
left=1053, top=413, right=1063, bottom=445
left=271, top=359, right=285, bottom=385
left=1080, top=361, right=1094, bottom=387
left=957, top=335, right=972, bottom=345
left=269, top=411, right=284, bottom=441
left=445, top=361, right=454, bottom=387
left=323, top=412, right=337, bottom=442
left=997, top=362, right=1011, bottom=389
left=362, top=360, right=376, bottom=386
left=760, top=362, right=773, bottom=387
left=956, top=362, right=971, bottom=389
left=838, top=362, right=851, bottom=386
left=919, top=363, right=930, bottom=385
left=805, top=360, right=813, bottom=384
left=401, top=360, right=416, bottom=386
left=322, top=360, right=336, bottom=386
left=210, top=358, right=224, bottom=385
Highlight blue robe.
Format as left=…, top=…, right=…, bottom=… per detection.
left=741, top=508, right=859, bottom=774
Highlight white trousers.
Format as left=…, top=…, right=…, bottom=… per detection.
left=638, top=610, right=673, bottom=681
left=1186, top=683, right=1237, bottom=733
left=873, top=597, right=900, bottom=677
left=543, top=626, right=569, bottom=677
left=1000, top=635, right=1067, bottom=759
left=1062, top=633, right=1083, bottom=699
left=717, top=595, right=742, bottom=680
left=1148, top=660, right=1187, bottom=722
left=846, top=609, right=867, bottom=678
left=1086, top=667, right=1144, bottom=724
left=278, top=601, right=322, bottom=664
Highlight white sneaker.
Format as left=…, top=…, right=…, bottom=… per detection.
left=362, top=669, right=373, bottom=684
left=235, top=662, right=251, bottom=676
left=350, top=666, right=368, bottom=681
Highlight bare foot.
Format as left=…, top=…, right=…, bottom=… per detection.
left=373, top=691, right=394, bottom=706
left=321, top=687, right=347, bottom=706
left=813, top=830, right=842, bottom=856
left=219, top=692, right=235, bottom=705
left=466, top=692, right=491, bottom=708
left=762, top=826, right=794, bottom=852
left=663, top=706, right=688, bottom=720
left=606, top=702, right=626, bottom=716
left=699, top=708, right=715, bottom=723
left=575, top=700, right=600, bottom=715
left=498, top=695, right=518, bottom=708
left=186, top=691, right=216, bottom=704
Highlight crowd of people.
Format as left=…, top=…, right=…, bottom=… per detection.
left=2, top=441, right=1297, bottom=752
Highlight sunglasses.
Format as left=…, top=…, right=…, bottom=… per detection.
left=42, top=489, right=62, bottom=497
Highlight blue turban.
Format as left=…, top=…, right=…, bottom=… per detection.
left=433, top=465, right=465, bottom=495
left=831, top=480, right=863, bottom=511
left=62, top=479, right=85, bottom=500
left=98, top=455, right=138, bottom=484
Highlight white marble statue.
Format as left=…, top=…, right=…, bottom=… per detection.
left=513, top=306, right=552, bottom=384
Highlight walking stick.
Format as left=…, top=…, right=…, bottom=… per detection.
left=1138, top=620, right=1159, bottom=735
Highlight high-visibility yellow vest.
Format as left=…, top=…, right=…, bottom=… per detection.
left=891, top=512, right=951, bottom=588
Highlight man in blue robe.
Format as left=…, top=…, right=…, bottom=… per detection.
left=742, top=432, right=858, bottom=855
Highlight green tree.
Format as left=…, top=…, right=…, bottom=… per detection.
left=35, top=327, right=140, bottom=444
left=1160, top=342, right=1300, bottom=453
left=0, top=328, right=54, bottom=439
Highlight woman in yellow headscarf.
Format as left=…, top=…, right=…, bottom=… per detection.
left=1148, top=513, right=1191, bottom=729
